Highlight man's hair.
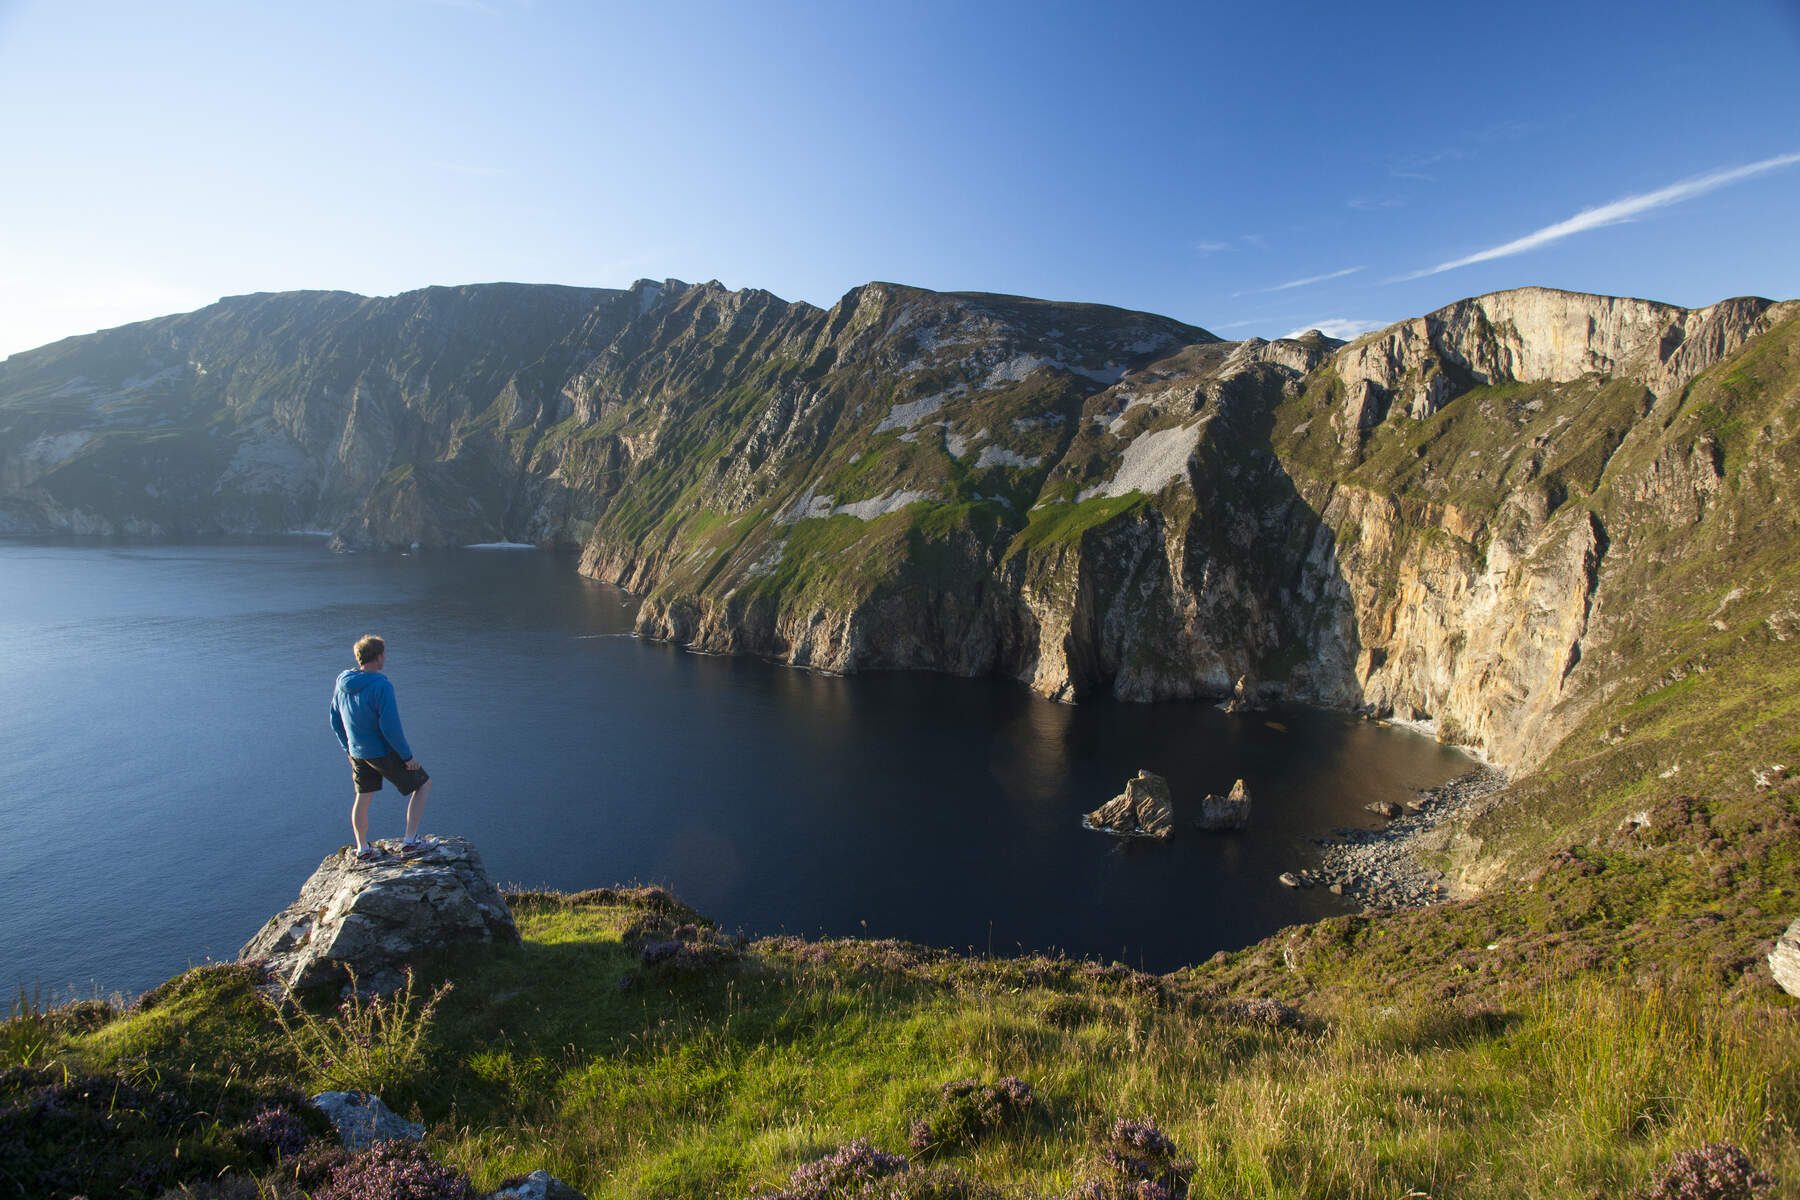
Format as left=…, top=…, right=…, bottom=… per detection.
left=354, top=635, right=386, bottom=665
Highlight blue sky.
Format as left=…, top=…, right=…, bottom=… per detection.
left=2, top=0, right=1797, bottom=357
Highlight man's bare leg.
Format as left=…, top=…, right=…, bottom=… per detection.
left=351, top=792, right=376, bottom=851
left=404, top=779, right=432, bottom=842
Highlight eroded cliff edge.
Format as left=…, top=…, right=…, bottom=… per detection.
left=2, top=280, right=1794, bottom=778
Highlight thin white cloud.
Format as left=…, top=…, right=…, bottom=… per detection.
left=1193, top=240, right=1231, bottom=255
left=1213, top=319, right=1259, bottom=330
left=1283, top=318, right=1387, bottom=341
left=1234, top=265, right=1363, bottom=297
left=1398, top=152, right=1800, bottom=281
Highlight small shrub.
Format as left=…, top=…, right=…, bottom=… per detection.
left=1221, top=996, right=1305, bottom=1030
left=266, top=967, right=450, bottom=1096
left=908, top=1076, right=1036, bottom=1157
left=1641, top=1143, right=1773, bottom=1200
left=318, top=1141, right=478, bottom=1200
left=1066, top=1118, right=1193, bottom=1200
left=286, top=1142, right=354, bottom=1190
left=630, top=916, right=742, bottom=973
left=237, top=1104, right=312, bottom=1162
left=0, top=1065, right=293, bottom=1198
left=747, top=1133, right=1011, bottom=1198
left=751, top=1139, right=910, bottom=1199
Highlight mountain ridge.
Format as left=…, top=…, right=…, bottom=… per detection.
left=1, top=278, right=1794, bottom=786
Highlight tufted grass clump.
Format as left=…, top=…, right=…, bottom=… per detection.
left=266, top=967, right=451, bottom=1098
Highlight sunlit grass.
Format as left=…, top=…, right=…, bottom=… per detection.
left=11, top=889, right=1789, bottom=1198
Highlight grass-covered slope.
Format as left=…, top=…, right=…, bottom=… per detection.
left=6, top=887, right=1795, bottom=1199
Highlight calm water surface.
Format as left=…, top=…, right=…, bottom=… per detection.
left=0, top=539, right=1471, bottom=996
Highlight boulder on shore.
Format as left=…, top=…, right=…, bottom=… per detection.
left=240, top=835, right=520, bottom=994
left=1772, top=917, right=1800, bottom=998
left=1085, top=770, right=1175, bottom=840
left=1197, top=778, right=1252, bottom=831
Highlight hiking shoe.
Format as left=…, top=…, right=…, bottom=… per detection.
left=353, top=845, right=380, bottom=862
left=400, top=837, right=433, bottom=857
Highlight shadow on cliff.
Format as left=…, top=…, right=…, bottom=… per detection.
left=1022, top=364, right=1364, bottom=707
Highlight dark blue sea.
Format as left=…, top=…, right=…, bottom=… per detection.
left=0, top=539, right=1471, bottom=997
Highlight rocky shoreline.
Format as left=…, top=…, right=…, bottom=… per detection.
left=1284, top=767, right=1509, bottom=909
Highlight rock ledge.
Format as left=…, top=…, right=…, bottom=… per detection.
left=240, top=836, right=520, bottom=994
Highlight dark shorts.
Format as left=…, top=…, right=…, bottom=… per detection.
left=350, top=752, right=430, bottom=796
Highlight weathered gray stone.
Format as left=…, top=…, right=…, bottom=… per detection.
left=487, top=1169, right=587, bottom=1200
left=1197, top=778, right=1251, bottom=831
left=1084, top=770, right=1174, bottom=840
left=1772, top=918, right=1800, bottom=998
left=311, top=1090, right=423, bottom=1150
left=1364, top=800, right=1403, bottom=819
left=241, top=836, right=519, bottom=994
left=1278, top=871, right=1303, bottom=888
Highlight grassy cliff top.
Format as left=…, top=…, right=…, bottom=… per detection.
left=5, top=877, right=1796, bottom=1199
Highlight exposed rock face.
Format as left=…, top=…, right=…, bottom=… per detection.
left=241, top=837, right=520, bottom=993
left=310, top=1090, right=424, bottom=1150
left=4, top=280, right=1795, bottom=776
left=1772, top=918, right=1800, bottom=998
left=1085, top=770, right=1175, bottom=839
left=1333, top=288, right=1787, bottom=429
left=1197, top=778, right=1251, bottom=831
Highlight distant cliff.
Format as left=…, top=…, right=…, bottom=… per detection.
left=3, top=279, right=1795, bottom=773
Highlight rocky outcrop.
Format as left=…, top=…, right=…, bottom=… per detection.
left=1196, top=779, right=1251, bottom=831
left=1084, top=770, right=1175, bottom=839
left=488, top=1170, right=588, bottom=1200
left=241, top=837, right=520, bottom=994
left=1772, top=918, right=1800, bottom=998
left=311, top=1090, right=424, bottom=1150
left=1333, top=288, right=1795, bottom=429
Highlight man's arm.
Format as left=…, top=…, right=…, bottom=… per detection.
left=377, top=679, right=416, bottom=763
left=330, top=695, right=350, bottom=753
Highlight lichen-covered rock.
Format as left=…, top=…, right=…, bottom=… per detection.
left=241, top=836, right=519, bottom=994
left=488, top=1169, right=588, bottom=1200
left=310, top=1090, right=424, bottom=1151
left=1771, top=918, right=1800, bottom=998
left=1197, top=778, right=1251, bottom=831
left=1085, top=770, right=1174, bottom=840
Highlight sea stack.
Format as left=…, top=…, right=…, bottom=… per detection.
left=1085, top=770, right=1176, bottom=840
left=1197, top=778, right=1252, bottom=831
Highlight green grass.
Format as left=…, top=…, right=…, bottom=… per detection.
left=1004, top=493, right=1148, bottom=559
left=7, top=887, right=1797, bottom=1199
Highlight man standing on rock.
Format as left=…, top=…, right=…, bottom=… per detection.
left=330, top=635, right=433, bottom=862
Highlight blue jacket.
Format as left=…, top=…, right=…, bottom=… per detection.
left=329, top=669, right=415, bottom=761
